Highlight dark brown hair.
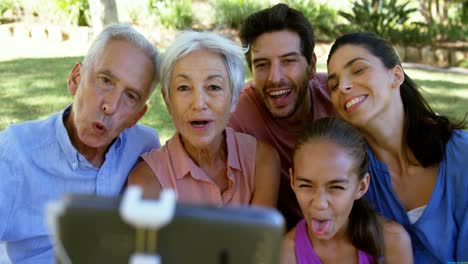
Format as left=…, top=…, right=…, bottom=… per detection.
left=239, top=3, right=315, bottom=70
left=294, top=117, right=384, bottom=259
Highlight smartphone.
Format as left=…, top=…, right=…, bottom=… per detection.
left=50, top=194, right=285, bottom=264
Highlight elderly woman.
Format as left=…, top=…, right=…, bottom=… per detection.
left=128, top=31, right=280, bottom=208
left=326, top=32, right=467, bottom=263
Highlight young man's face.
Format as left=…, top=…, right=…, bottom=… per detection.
left=250, top=30, right=315, bottom=119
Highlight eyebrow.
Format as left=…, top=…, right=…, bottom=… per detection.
left=174, top=74, right=225, bottom=82
left=328, top=57, right=368, bottom=81
left=252, top=52, right=301, bottom=64
left=99, top=69, right=140, bottom=94
left=295, top=177, right=350, bottom=185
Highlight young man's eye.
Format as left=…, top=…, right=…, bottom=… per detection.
left=330, top=185, right=345, bottom=190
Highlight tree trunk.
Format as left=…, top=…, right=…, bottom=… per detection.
left=89, top=0, right=119, bottom=36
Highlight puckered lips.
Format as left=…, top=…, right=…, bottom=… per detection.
left=188, top=117, right=213, bottom=132
left=266, top=87, right=292, bottom=107
left=344, top=95, right=368, bottom=113
left=309, top=217, right=332, bottom=237
left=92, top=121, right=108, bottom=135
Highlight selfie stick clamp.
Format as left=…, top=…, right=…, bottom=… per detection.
left=120, top=186, right=176, bottom=264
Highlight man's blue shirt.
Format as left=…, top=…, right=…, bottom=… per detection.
left=365, top=130, right=468, bottom=263
left=0, top=108, right=160, bottom=263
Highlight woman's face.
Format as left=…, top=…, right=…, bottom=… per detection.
left=327, top=44, right=402, bottom=128
left=290, top=138, right=369, bottom=241
left=164, top=49, right=232, bottom=149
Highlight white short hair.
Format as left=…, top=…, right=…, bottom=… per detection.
left=82, top=24, right=161, bottom=96
left=160, top=31, right=245, bottom=107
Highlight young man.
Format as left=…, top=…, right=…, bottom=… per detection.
left=0, top=24, right=161, bottom=263
left=229, top=3, right=336, bottom=229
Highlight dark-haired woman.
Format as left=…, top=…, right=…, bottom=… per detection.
left=327, top=32, right=467, bottom=263
left=282, top=117, right=413, bottom=264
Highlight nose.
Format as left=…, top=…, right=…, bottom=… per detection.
left=268, top=60, right=283, bottom=84
left=191, top=87, right=207, bottom=111
left=338, top=76, right=352, bottom=93
left=311, top=190, right=329, bottom=210
left=101, top=90, right=120, bottom=115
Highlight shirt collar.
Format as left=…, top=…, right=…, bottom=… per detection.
left=56, top=105, right=123, bottom=169
left=170, top=128, right=241, bottom=180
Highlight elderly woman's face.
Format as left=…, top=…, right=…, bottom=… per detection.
left=165, top=49, right=232, bottom=148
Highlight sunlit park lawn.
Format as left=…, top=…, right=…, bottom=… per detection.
left=1, top=48, right=467, bottom=142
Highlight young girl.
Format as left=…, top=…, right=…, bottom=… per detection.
left=282, top=117, right=413, bottom=264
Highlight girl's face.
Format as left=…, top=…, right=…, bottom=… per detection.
left=290, top=138, right=369, bottom=241
left=326, top=44, right=403, bottom=128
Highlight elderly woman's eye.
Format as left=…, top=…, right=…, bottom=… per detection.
left=208, top=85, right=222, bottom=91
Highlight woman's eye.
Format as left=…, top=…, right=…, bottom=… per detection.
left=353, top=67, right=366, bottom=74
left=208, top=85, right=222, bottom=91
left=328, top=82, right=338, bottom=92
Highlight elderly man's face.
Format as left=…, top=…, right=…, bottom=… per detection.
left=164, top=49, right=232, bottom=150
left=67, top=39, right=154, bottom=151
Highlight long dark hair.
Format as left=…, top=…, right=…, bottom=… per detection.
left=294, top=117, right=384, bottom=259
left=327, top=32, right=466, bottom=167
left=239, top=3, right=315, bottom=70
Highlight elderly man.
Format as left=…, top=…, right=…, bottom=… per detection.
left=228, top=3, right=336, bottom=230
left=0, top=24, right=161, bottom=263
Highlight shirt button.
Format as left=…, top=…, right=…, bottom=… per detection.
left=72, top=162, right=78, bottom=169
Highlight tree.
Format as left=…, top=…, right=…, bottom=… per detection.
left=89, top=0, right=118, bottom=35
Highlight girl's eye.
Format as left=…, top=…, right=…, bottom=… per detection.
left=330, top=185, right=345, bottom=190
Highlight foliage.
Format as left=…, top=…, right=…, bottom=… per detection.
left=210, top=0, right=269, bottom=29
left=149, top=0, right=193, bottom=30
left=0, top=0, right=15, bottom=17
left=284, top=0, right=339, bottom=42
left=339, top=0, right=417, bottom=42
left=52, top=0, right=90, bottom=26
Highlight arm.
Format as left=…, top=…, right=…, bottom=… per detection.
left=456, top=200, right=468, bottom=260
left=281, top=228, right=297, bottom=264
left=127, top=159, right=162, bottom=199
left=250, top=140, right=280, bottom=208
left=382, top=219, right=413, bottom=264
left=0, top=148, right=19, bottom=241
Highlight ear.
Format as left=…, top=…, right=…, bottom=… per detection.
left=127, top=104, right=148, bottom=128
left=161, top=88, right=172, bottom=116
left=308, top=52, right=317, bottom=79
left=355, top=173, right=370, bottom=199
left=391, top=64, right=404, bottom=89
left=68, top=62, right=82, bottom=96
left=289, top=167, right=295, bottom=190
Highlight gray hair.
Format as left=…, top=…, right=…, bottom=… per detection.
left=82, top=24, right=161, bottom=97
left=160, top=31, right=245, bottom=108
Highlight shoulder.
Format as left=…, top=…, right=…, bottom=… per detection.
left=0, top=114, right=57, bottom=156
left=229, top=82, right=264, bottom=132
left=380, top=218, right=413, bottom=262
left=122, top=124, right=161, bottom=149
left=282, top=228, right=297, bottom=264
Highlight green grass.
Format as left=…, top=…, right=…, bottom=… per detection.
left=1, top=57, right=467, bottom=142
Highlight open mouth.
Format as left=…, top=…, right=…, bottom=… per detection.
left=189, top=119, right=212, bottom=130
left=267, top=89, right=292, bottom=104
left=310, top=219, right=331, bottom=236
left=345, top=95, right=367, bottom=112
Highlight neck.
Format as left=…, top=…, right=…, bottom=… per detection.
left=180, top=132, right=227, bottom=173
left=360, top=97, right=416, bottom=168
left=64, top=112, right=108, bottom=168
